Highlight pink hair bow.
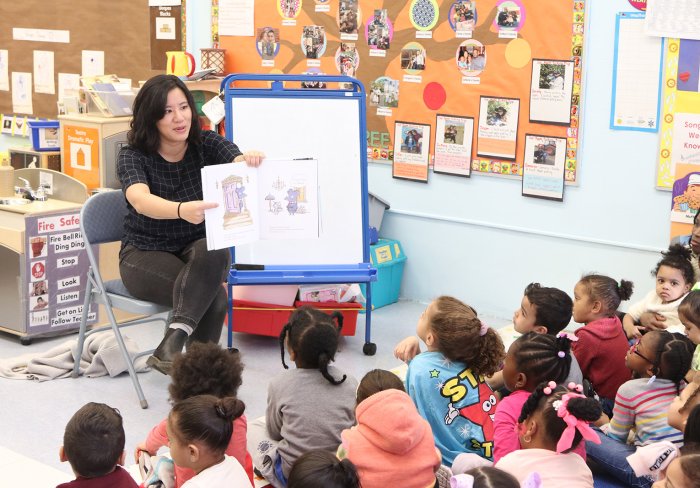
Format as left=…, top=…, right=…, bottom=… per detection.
left=555, top=393, right=601, bottom=453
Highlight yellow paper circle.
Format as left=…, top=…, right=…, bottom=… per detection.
left=504, top=38, right=532, bottom=69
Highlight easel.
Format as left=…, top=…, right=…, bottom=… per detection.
left=221, top=74, right=378, bottom=355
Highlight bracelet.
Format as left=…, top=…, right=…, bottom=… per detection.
left=177, top=202, right=183, bottom=219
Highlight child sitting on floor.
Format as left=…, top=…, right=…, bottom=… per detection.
left=586, top=330, right=693, bottom=488
left=624, top=245, right=693, bottom=339
left=136, top=342, right=253, bottom=485
left=494, top=332, right=575, bottom=462
left=394, top=296, right=505, bottom=466
left=571, top=274, right=634, bottom=416
left=679, top=291, right=700, bottom=372
left=57, top=402, right=137, bottom=488
left=496, top=383, right=601, bottom=488
left=287, top=451, right=360, bottom=488
left=248, top=306, right=358, bottom=488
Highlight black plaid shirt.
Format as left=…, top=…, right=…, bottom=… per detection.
left=117, top=131, right=242, bottom=251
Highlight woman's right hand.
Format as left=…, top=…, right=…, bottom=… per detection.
left=393, top=336, right=421, bottom=363
left=179, top=201, right=219, bottom=225
left=638, top=312, right=667, bottom=331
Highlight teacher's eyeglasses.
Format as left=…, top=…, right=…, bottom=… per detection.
left=630, top=339, right=653, bottom=363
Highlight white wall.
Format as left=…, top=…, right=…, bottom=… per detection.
left=368, top=0, right=670, bottom=319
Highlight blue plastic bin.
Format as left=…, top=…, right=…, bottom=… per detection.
left=28, top=120, right=60, bottom=152
left=361, top=238, right=406, bottom=310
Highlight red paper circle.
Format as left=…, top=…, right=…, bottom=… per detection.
left=423, top=82, right=446, bottom=110
left=628, top=0, right=646, bottom=10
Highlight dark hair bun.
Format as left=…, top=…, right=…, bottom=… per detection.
left=214, top=397, right=245, bottom=422
left=566, top=396, right=602, bottom=422
left=618, top=279, right=634, bottom=301
left=666, top=243, right=693, bottom=262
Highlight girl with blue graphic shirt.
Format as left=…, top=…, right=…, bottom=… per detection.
left=394, top=296, right=505, bottom=466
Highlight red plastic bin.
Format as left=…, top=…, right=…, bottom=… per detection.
left=230, top=299, right=294, bottom=337
left=294, top=301, right=363, bottom=336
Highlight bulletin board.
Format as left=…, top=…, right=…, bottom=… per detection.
left=0, top=0, right=185, bottom=119
left=218, top=0, right=586, bottom=182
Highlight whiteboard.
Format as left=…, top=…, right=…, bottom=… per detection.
left=229, top=96, right=364, bottom=265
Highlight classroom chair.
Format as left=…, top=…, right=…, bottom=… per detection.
left=72, top=189, right=170, bottom=409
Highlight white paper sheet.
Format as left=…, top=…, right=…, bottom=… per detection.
left=58, top=73, right=81, bottom=99
left=12, top=72, right=33, bottom=114
left=33, top=51, right=55, bottom=95
left=0, top=50, right=8, bottom=91
left=81, top=51, right=104, bottom=77
left=219, top=0, right=255, bottom=36
left=612, top=13, right=662, bottom=131
left=13, top=28, right=70, bottom=43
left=646, top=0, right=700, bottom=40
left=148, top=0, right=181, bottom=5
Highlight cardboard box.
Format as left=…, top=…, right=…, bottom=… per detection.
left=361, top=238, right=406, bottom=309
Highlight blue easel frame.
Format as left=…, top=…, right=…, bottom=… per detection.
left=221, top=74, right=378, bottom=355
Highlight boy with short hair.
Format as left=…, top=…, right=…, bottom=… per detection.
left=57, top=402, right=137, bottom=488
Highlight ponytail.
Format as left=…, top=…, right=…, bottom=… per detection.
left=171, top=394, right=245, bottom=453
left=288, top=450, right=361, bottom=488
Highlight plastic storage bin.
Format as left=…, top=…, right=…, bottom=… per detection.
left=230, top=299, right=294, bottom=337
left=361, top=238, right=406, bottom=309
left=294, top=300, right=362, bottom=336
left=368, top=192, right=390, bottom=231
left=28, top=120, right=60, bottom=151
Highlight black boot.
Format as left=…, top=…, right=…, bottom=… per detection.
left=147, top=327, right=188, bottom=375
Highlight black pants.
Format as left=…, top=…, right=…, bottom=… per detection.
left=119, top=239, right=231, bottom=344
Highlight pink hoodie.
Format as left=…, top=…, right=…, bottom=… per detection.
left=341, top=389, right=441, bottom=488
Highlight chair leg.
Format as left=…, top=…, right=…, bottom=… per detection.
left=104, top=303, right=149, bottom=409
left=72, top=276, right=94, bottom=379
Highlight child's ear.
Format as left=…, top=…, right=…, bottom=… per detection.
left=188, top=443, right=200, bottom=463
left=591, top=300, right=603, bottom=314
left=59, top=446, right=68, bottom=463
left=425, top=331, right=435, bottom=347
left=684, top=282, right=692, bottom=294
left=515, top=372, right=528, bottom=389
left=532, top=325, right=548, bottom=335
left=118, top=451, right=126, bottom=466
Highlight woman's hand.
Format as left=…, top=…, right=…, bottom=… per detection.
left=179, top=201, right=218, bottom=225
left=394, top=336, right=421, bottom=363
left=638, top=312, right=667, bottom=331
left=235, top=150, right=265, bottom=167
left=134, top=442, right=154, bottom=463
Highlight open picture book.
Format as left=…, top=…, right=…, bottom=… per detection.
left=202, top=158, right=319, bottom=250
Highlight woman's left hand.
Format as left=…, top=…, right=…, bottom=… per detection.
left=240, top=150, right=265, bottom=167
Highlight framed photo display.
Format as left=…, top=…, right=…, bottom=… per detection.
left=529, top=59, right=574, bottom=125
left=521, top=134, right=567, bottom=201
left=392, top=120, right=431, bottom=182
left=476, top=96, right=520, bottom=160
left=433, top=113, right=474, bottom=177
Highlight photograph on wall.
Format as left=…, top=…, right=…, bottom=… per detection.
left=256, top=27, right=280, bottom=61
left=301, top=26, right=327, bottom=59
left=522, top=134, right=567, bottom=201
left=1, top=114, right=13, bottom=135
left=450, top=0, right=477, bottom=34
left=336, top=43, right=360, bottom=77
left=495, top=0, right=524, bottom=36
left=456, top=40, right=487, bottom=77
left=369, top=77, right=399, bottom=108
left=279, top=0, right=302, bottom=19
left=400, top=43, right=426, bottom=72
left=366, top=9, right=392, bottom=50
left=393, top=121, right=431, bottom=182
left=338, top=0, right=360, bottom=39
left=433, top=114, right=474, bottom=177
left=409, top=0, right=440, bottom=31
left=671, top=165, right=700, bottom=224
left=477, top=96, right=520, bottom=160
left=529, top=59, right=574, bottom=125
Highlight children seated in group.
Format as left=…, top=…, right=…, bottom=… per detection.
left=650, top=444, right=700, bottom=488
left=450, top=466, right=520, bottom=488
left=247, top=306, right=358, bottom=488
left=496, top=382, right=602, bottom=488
left=586, top=330, right=694, bottom=488
left=679, top=291, right=700, bottom=372
left=494, top=332, right=576, bottom=462
left=166, top=395, right=252, bottom=487
left=624, top=245, right=694, bottom=339
left=339, top=369, right=441, bottom=488
left=58, top=402, right=137, bottom=488
left=571, top=274, right=634, bottom=416
left=287, top=450, right=360, bottom=488
left=394, top=296, right=505, bottom=466
left=136, top=342, right=253, bottom=486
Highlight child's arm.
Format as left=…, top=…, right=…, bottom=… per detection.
left=393, top=336, right=422, bottom=363
left=493, top=400, right=520, bottom=463
left=134, top=419, right=167, bottom=462
left=487, top=370, right=504, bottom=391
left=266, top=385, right=284, bottom=442
left=605, top=385, right=636, bottom=442
left=622, top=313, right=642, bottom=340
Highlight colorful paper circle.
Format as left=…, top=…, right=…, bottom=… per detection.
left=409, top=0, right=440, bottom=31
left=423, top=82, right=446, bottom=110
left=504, top=38, right=531, bottom=68
left=278, top=0, right=302, bottom=19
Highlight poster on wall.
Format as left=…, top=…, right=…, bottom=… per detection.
left=392, top=120, right=431, bottom=182
left=477, top=96, right=519, bottom=160
left=529, top=59, right=574, bottom=125
left=521, top=134, right=567, bottom=201
left=671, top=164, right=700, bottom=224
left=433, top=113, right=473, bottom=177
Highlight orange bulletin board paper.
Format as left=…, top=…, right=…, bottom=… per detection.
left=218, top=0, right=585, bottom=182
left=62, top=126, right=100, bottom=191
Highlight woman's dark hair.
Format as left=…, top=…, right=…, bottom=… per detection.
left=679, top=291, right=700, bottom=327
left=169, top=395, right=245, bottom=454
left=169, top=342, right=244, bottom=402
left=644, top=330, right=693, bottom=394
left=128, top=74, right=202, bottom=154
left=356, top=369, right=405, bottom=405
left=279, top=306, right=346, bottom=385
left=511, top=332, right=572, bottom=388
left=519, top=383, right=602, bottom=453
left=429, top=296, right=505, bottom=378
left=523, top=283, right=573, bottom=334
left=288, top=450, right=361, bottom=488
left=653, top=244, right=694, bottom=286
left=578, top=274, right=633, bottom=316
left=685, top=405, right=700, bottom=446
left=463, top=467, right=519, bottom=488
